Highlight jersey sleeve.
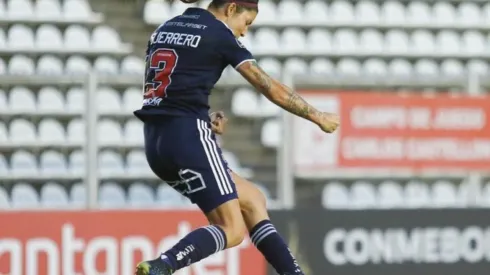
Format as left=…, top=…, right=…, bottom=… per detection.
left=219, top=32, right=255, bottom=69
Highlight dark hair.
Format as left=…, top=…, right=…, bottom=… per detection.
left=209, top=0, right=259, bottom=13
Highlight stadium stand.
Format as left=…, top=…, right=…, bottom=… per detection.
left=1, top=0, right=489, bottom=210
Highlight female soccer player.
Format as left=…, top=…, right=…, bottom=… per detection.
left=135, top=0, right=340, bottom=274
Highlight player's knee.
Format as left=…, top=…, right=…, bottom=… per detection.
left=220, top=222, right=246, bottom=247
left=240, top=185, right=267, bottom=215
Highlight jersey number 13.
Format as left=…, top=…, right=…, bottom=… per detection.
left=144, top=48, right=178, bottom=99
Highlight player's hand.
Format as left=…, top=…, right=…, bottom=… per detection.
left=210, top=111, right=228, bottom=135
left=315, top=112, right=340, bottom=133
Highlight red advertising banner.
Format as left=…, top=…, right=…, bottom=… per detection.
left=0, top=210, right=266, bottom=275
left=293, top=92, right=490, bottom=176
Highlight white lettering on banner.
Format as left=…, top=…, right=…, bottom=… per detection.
left=0, top=223, right=250, bottom=275
left=324, top=227, right=490, bottom=265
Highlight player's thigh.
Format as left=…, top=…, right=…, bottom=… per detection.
left=232, top=172, right=269, bottom=229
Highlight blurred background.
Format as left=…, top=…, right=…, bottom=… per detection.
left=0, top=0, right=490, bottom=274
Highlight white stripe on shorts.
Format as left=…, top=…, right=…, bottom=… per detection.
left=197, top=120, right=230, bottom=195
left=202, top=121, right=233, bottom=195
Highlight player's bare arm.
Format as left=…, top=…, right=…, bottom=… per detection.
left=237, top=60, right=340, bottom=133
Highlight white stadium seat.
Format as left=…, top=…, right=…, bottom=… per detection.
left=432, top=180, right=457, bottom=208
left=9, top=87, right=36, bottom=112
left=462, top=31, right=486, bottom=54
left=11, top=151, right=38, bottom=176
left=231, top=88, right=259, bottom=117
left=94, top=56, right=119, bottom=75
left=385, top=30, right=409, bottom=54
left=9, top=119, right=37, bottom=144
left=144, top=1, right=170, bottom=25
left=281, top=28, right=306, bottom=54
left=7, top=0, right=34, bottom=19
left=0, top=29, right=6, bottom=49
left=359, top=29, right=384, bottom=54
left=322, top=182, right=350, bottom=209
left=458, top=3, right=481, bottom=26
left=0, top=122, right=8, bottom=143
left=378, top=181, right=404, bottom=208
left=411, top=30, right=436, bottom=54
left=38, top=119, right=65, bottom=143
left=127, top=150, right=152, bottom=175
left=36, top=25, right=64, bottom=50
left=97, top=87, right=121, bottom=113
left=467, top=60, right=489, bottom=75
left=414, top=59, right=439, bottom=76
left=254, top=0, right=276, bottom=25
left=389, top=59, right=413, bottom=76
left=36, top=0, right=62, bottom=20
left=333, top=30, right=358, bottom=53
left=356, top=1, right=380, bottom=24
left=304, top=1, right=328, bottom=24
left=433, top=2, right=456, bottom=26
left=329, top=1, right=355, bottom=23
left=64, top=25, right=91, bottom=50
left=8, top=25, right=34, bottom=49
left=69, top=150, right=85, bottom=175
left=11, top=183, right=39, bottom=209
left=350, top=181, right=377, bottom=209
left=258, top=95, right=280, bottom=117
left=8, top=55, right=35, bottom=75
left=0, top=154, right=8, bottom=175
left=337, top=58, right=361, bottom=75
left=307, top=29, right=333, bottom=54
left=0, top=59, right=5, bottom=75
left=92, top=26, right=122, bottom=50
left=0, top=187, right=10, bottom=209
left=407, top=1, right=431, bottom=25
left=124, top=119, right=144, bottom=145
left=98, top=151, right=125, bottom=176
left=239, top=33, right=253, bottom=51
left=283, top=58, right=308, bottom=76
left=98, top=120, right=123, bottom=145
left=70, top=182, right=86, bottom=207
left=363, top=58, right=387, bottom=76
left=66, top=87, right=86, bottom=112
left=437, top=31, right=461, bottom=55
left=261, top=119, right=280, bottom=148
left=99, top=183, right=126, bottom=208
left=41, top=183, right=69, bottom=208
left=65, top=56, right=92, bottom=75
left=128, top=183, right=155, bottom=207
left=441, top=59, right=464, bottom=76
left=121, top=56, right=145, bottom=75
left=278, top=1, right=303, bottom=24
left=123, top=87, right=142, bottom=112
left=254, top=28, right=279, bottom=54
left=38, top=87, right=65, bottom=112
left=310, top=58, right=334, bottom=75
left=40, top=150, right=67, bottom=175
left=0, top=89, right=6, bottom=112
left=67, top=119, right=85, bottom=143
left=258, top=58, right=282, bottom=77
left=157, top=184, right=184, bottom=207
left=0, top=1, right=5, bottom=18
left=37, top=55, right=64, bottom=75
left=381, top=1, right=405, bottom=24
left=484, top=4, right=490, bottom=25
left=63, top=0, right=95, bottom=20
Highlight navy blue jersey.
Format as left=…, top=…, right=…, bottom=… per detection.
left=134, top=8, right=254, bottom=122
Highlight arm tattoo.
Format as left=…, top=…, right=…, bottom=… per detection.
left=285, top=87, right=315, bottom=119
left=250, top=61, right=272, bottom=92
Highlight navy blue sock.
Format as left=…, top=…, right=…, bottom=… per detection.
left=250, top=220, right=303, bottom=275
left=160, top=225, right=227, bottom=271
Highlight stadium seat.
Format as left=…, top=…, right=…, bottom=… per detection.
left=231, top=88, right=259, bottom=117
left=0, top=89, right=6, bottom=111
left=171, top=0, right=196, bottom=15
left=404, top=180, right=430, bottom=208
left=322, top=182, right=350, bottom=209
left=63, top=0, right=95, bottom=20
left=333, top=30, right=358, bottom=53
left=70, top=182, right=86, bottom=207
left=11, top=183, right=39, bottom=209
left=8, top=25, right=34, bottom=50
left=38, top=119, right=65, bottom=143
left=278, top=1, right=303, bottom=24
left=124, top=119, right=144, bottom=145
left=462, top=31, right=486, bottom=54
left=40, top=150, right=67, bottom=175
left=69, top=150, right=85, bottom=175
left=309, top=58, right=334, bottom=75
left=254, top=28, right=279, bottom=54
left=467, top=60, right=489, bottom=75
left=437, top=31, right=461, bottom=55
left=9, top=86, right=36, bottom=112
left=0, top=29, right=7, bottom=49
left=99, top=183, right=126, bottom=208
left=37, top=55, right=64, bottom=75
left=307, top=29, right=332, bottom=54
left=128, top=183, right=155, bottom=207
left=7, top=0, right=34, bottom=19
left=258, top=94, right=280, bottom=117
left=0, top=187, right=10, bottom=209
left=433, top=2, right=456, bottom=25
left=432, top=180, right=457, bottom=208
left=356, top=1, right=380, bottom=24
left=337, top=58, right=361, bottom=75
left=412, top=30, right=435, bottom=54
left=94, top=56, right=119, bottom=75
left=40, top=182, right=69, bottom=208
left=8, top=55, right=35, bottom=75
left=385, top=30, right=409, bottom=54
left=0, top=59, right=5, bottom=76
left=283, top=58, right=308, bottom=76
left=363, top=58, right=387, bottom=76
left=359, top=29, right=384, bottom=54
left=350, top=181, right=377, bottom=209
left=98, top=150, right=125, bottom=176
left=389, top=59, right=412, bottom=76
left=9, top=119, right=37, bottom=144
left=64, top=25, right=91, bottom=50
left=441, top=59, right=464, bottom=76
left=157, top=184, right=184, bottom=207
left=0, top=154, right=8, bottom=175
left=377, top=181, right=404, bottom=208
left=258, top=58, right=282, bottom=77
left=96, top=87, right=121, bottom=113
left=458, top=3, right=481, bottom=26
left=38, top=87, right=65, bottom=113
left=98, top=119, right=123, bottom=145
left=67, top=119, right=85, bottom=144
left=0, top=1, right=4, bottom=18
left=123, top=87, right=142, bottom=112
left=381, top=1, right=405, bottom=25
left=121, top=56, right=145, bottom=75
left=414, top=59, right=439, bottom=76
left=36, top=0, right=62, bottom=20
left=407, top=1, right=431, bottom=25
left=11, top=150, right=38, bottom=175
left=92, top=26, right=122, bottom=50
left=144, top=0, right=170, bottom=24
left=254, top=0, right=276, bottom=25
left=239, top=33, right=253, bottom=51
left=65, top=56, right=92, bottom=75
left=261, top=119, right=280, bottom=148
left=127, top=150, right=152, bottom=175
left=66, top=87, right=86, bottom=112
left=36, top=25, right=63, bottom=50
left=0, top=122, right=8, bottom=143
left=304, top=1, right=328, bottom=24
left=330, top=1, right=355, bottom=24
left=484, top=4, right=490, bottom=25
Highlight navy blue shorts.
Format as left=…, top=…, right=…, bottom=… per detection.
left=143, top=116, right=237, bottom=213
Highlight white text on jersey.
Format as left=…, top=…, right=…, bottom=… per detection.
left=150, top=31, right=202, bottom=48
